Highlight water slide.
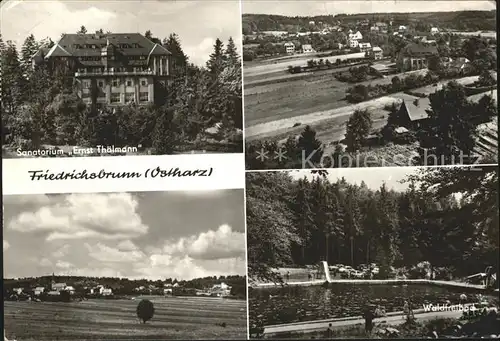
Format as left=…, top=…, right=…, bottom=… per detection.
left=321, top=261, right=332, bottom=282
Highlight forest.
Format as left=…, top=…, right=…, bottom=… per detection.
left=242, top=10, right=496, bottom=34
left=0, top=27, right=243, bottom=155
left=4, top=274, right=247, bottom=298
left=246, top=166, right=499, bottom=283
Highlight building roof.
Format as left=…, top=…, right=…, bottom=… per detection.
left=359, top=42, right=371, bottom=47
left=45, top=33, right=171, bottom=59
left=400, top=43, right=438, bottom=56
left=395, top=126, right=410, bottom=134
left=372, top=46, right=383, bottom=52
left=302, top=44, right=313, bottom=49
left=45, top=43, right=72, bottom=58
left=401, top=97, right=431, bottom=121
left=284, top=42, right=295, bottom=46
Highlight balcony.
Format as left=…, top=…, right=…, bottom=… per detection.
left=75, top=70, right=156, bottom=77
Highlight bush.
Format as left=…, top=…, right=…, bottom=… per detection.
left=136, top=299, right=155, bottom=323
left=408, top=261, right=432, bottom=279
left=243, top=50, right=256, bottom=61
left=433, top=266, right=455, bottom=280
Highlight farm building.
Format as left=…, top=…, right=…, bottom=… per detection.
left=395, top=97, right=431, bottom=129
left=396, top=43, right=438, bottom=72
left=52, top=282, right=67, bottom=291
left=164, top=288, right=173, bottom=295
left=302, top=44, right=315, bottom=53
left=366, top=46, right=384, bottom=60
left=358, top=42, right=372, bottom=52
left=12, top=288, right=23, bottom=295
left=283, top=42, right=295, bottom=54
left=348, top=31, right=363, bottom=41
left=210, top=282, right=231, bottom=297
left=101, top=288, right=113, bottom=296
left=430, top=27, right=439, bottom=34
left=34, top=287, right=45, bottom=295
left=369, top=62, right=397, bottom=75
left=64, top=286, right=75, bottom=294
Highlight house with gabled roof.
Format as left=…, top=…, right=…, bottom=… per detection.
left=396, top=97, right=431, bottom=129
left=396, top=43, right=438, bottom=72
left=32, top=32, right=172, bottom=107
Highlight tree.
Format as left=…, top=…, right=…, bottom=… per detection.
left=419, top=81, right=477, bottom=164
left=206, top=38, right=225, bottom=78
left=406, top=166, right=499, bottom=275
left=152, top=107, right=177, bottom=154
left=297, top=125, right=323, bottom=167
left=427, top=55, right=442, bottom=72
left=225, top=37, right=239, bottom=66
left=478, top=70, right=496, bottom=87
left=461, top=36, right=488, bottom=61
left=77, top=26, right=87, bottom=34
left=345, top=109, right=372, bottom=152
left=472, top=93, right=497, bottom=125
left=144, top=30, right=161, bottom=44
left=136, top=299, right=155, bottom=323
left=163, top=33, right=188, bottom=76
left=246, top=172, right=299, bottom=283
left=21, top=34, right=39, bottom=79
left=1, top=40, right=24, bottom=115
left=391, top=76, right=402, bottom=91
left=347, top=84, right=369, bottom=103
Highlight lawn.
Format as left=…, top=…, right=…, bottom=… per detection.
left=4, top=296, right=247, bottom=340
left=244, top=71, right=351, bottom=127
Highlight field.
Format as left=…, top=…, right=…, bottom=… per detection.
left=244, top=67, right=479, bottom=147
left=244, top=51, right=366, bottom=78
left=4, top=296, right=247, bottom=340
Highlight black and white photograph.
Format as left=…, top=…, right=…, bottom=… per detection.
left=242, top=1, right=497, bottom=170
left=1, top=0, right=243, bottom=158
left=246, top=166, right=499, bottom=339
left=3, top=190, right=247, bottom=340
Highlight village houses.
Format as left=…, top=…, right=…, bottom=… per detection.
left=284, top=42, right=295, bottom=54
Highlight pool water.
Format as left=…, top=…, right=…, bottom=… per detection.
left=249, top=284, right=497, bottom=326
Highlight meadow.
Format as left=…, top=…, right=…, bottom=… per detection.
left=4, top=296, right=247, bottom=340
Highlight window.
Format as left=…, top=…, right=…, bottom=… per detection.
left=139, top=92, right=149, bottom=102
left=98, top=80, right=104, bottom=88
left=110, top=93, right=121, bottom=103
left=126, top=92, right=135, bottom=103
left=140, top=78, right=147, bottom=86
left=126, top=79, right=133, bottom=86
left=82, top=80, right=91, bottom=88
left=112, top=79, right=119, bottom=87
left=139, top=55, right=146, bottom=60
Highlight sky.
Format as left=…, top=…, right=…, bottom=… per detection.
left=0, top=0, right=242, bottom=66
left=243, top=0, right=496, bottom=16
left=289, top=166, right=422, bottom=191
left=3, top=190, right=246, bottom=280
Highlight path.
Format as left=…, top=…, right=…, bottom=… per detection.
left=245, top=76, right=481, bottom=141
left=245, top=52, right=367, bottom=78
left=264, top=308, right=468, bottom=336
left=254, top=278, right=488, bottom=291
